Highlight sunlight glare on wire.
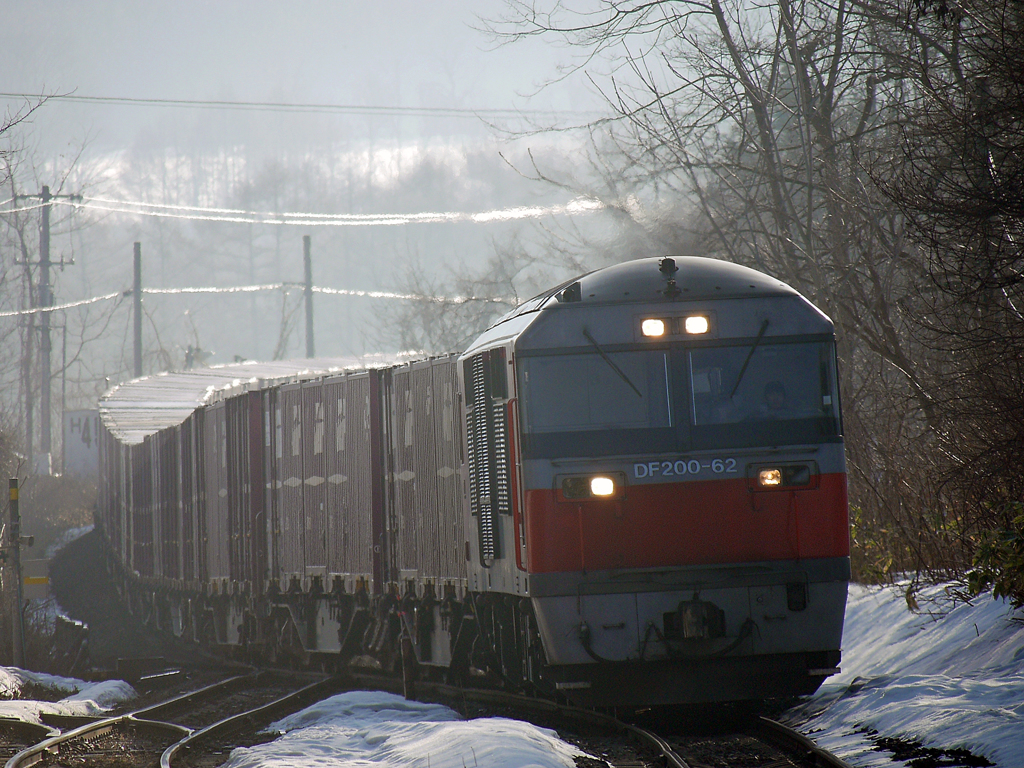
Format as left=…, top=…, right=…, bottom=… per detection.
left=0, top=292, right=123, bottom=318
left=59, top=195, right=604, bottom=227
left=0, top=284, right=515, bottom=319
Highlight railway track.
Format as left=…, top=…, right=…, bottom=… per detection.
left=0, top=721, right=56, bottom=765
left=639, top=716, right=851, bottom=768
left=2, top=671, right=350, bottom=768
left=2, top=671, right=850, bottom=768
left=409, top=681, right=853, bottom=768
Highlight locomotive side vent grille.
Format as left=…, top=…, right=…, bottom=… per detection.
left=469, top=354, right=489, bottom=517
left=464, top=349, right=510, bottom=566
left=467, top=354, right=496, bottom=563
left=492, top=398, right=511, bottom=516
left=466, top=419, right=479, bottom=515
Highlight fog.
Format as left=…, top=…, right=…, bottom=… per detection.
left=1, top=1, right=615, bottom=418
left=2, top=1, right=600, bottom=152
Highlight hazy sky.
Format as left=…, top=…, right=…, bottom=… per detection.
left=1, top=1, right=601, bottom=153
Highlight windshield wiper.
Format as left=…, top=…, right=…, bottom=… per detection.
left=583, top=327, right=643, bottom=398
left=729, top=319, right=770, bottom=399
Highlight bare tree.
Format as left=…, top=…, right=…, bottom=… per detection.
left=873, top=0, right=1024, bottom=603
left=489, top=0, right=976, bottom=582
left=1, top=112, right=116, bottom=470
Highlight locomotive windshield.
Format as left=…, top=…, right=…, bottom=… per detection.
left=519, top=350, right=674, bottom=456
left=519, top=340, right=840, bottom=458
left=521, top=351, right=672, bottom=432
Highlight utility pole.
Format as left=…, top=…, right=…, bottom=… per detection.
left=9, top=479, right=27, bottom=668
left=38, top=188, right=54, bottom=468
left=303, top=235, right=315, bottom=358
left=38, top=187, right=53, bottom=467
left=134, top=242, right=143, bottom=377
left=14, top=185, right=81, bottom=473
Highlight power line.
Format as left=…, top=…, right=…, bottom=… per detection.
left=0, top=283, right=515, bottom=319
left=144, top=283, right=287, bottom=295
left=0, top=91, right=595, bottom=120
left=0, top=292, right=122, bottom=318
left=311, top=285, right=513, bottom=305
left=1, top=202, right=49, bottom=215
left=60, top=195, right=605, bottom=227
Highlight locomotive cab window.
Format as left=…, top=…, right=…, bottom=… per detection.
left=688, top=341, right=840, bottom=448
left=519, top=350, right=674, bottom=456
left=518, top=340, right=840, bottom=458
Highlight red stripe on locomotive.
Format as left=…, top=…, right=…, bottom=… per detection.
left=524, top=473, right=849, bottom=573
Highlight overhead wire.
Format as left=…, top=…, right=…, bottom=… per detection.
left=0, top=282, right=516, bottom=319
left=0, top=92, right=596, bottom=120
left=144, top=284, right=287, bottom=295
left=0, top=292, right=123, bottom=318
left=311, top=285, right=514, bottom=305
left=1, top=202, right=49, bottom=214
left=58, top=196, right=605, bottom=227
left=4, top=188, right=569, bottom=319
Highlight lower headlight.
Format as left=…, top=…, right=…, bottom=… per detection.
left=759, top=468, right=783, bottom=486
left=590, top=476, right=615, bottom=496
left=559, top=472, right=626, bottom=500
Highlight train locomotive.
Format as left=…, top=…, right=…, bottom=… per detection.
left=97, top=256, right=850, bottom=708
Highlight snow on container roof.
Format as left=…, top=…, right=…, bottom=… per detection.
left=99, top=356, right=386, bottom=445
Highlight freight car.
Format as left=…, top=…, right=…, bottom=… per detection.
left=97, top=256, right=850, bottom=708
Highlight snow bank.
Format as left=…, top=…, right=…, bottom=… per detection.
left=787, top=583, right=1024, bottom=767
left=0, top=666, right=136, bottom=725
left=223, top=690, right=588, bottom=768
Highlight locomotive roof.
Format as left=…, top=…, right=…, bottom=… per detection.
left=569, top=256, right=795, bottom=302
left=573, top=256, right=790, bottom=305
left=463, top=256, right=826, bottom=356
left=99, top=357, right=376, bottom=445
left=497, top=256, right=797, bottom=324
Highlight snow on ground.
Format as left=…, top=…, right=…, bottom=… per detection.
left=223, top=585, right=1024, bottom=768
left=223, top=690, right=587, bottom=768
left=0, top=666, right=136, bottom=725
left=2, top=583, right=1022, bottom=767
left=785, top=583, right=1024, bottom=768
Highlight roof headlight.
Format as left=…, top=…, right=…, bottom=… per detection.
left=641, top=318, right=666, bottom=337
left=684, top=315, right=710, bottom=334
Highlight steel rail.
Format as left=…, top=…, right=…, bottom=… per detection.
left=1, top=670, right=850, bottom=768
left=754, top=716, right=853, bottom=768
left=160, top=675, right=349, bottom=768
left=130, top=672, right=257, bottom=722
left=2, top=671, right=285, bottom=768
left=4, top=715, right=190, bottom=768
left=621, top=724, right=693, bottom=768
left=0, top=721, right=55, bottom=745
left=412, top=681, right=854, bottom=768
left=0, top=721, right=57, bottom=764
left=413, top=682, right=694, bottom=768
